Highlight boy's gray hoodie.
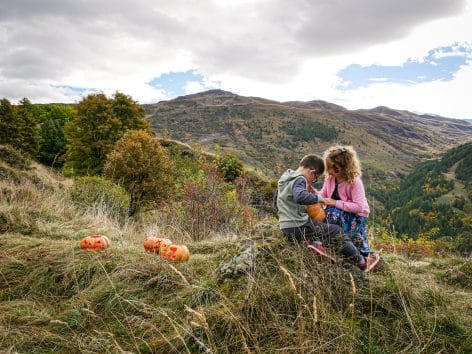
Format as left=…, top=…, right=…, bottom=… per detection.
left=277, top=169, right=309, bottom=229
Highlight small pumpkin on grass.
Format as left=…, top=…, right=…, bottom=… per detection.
left=80, top=235, right=111, bottom=251
left=143, top=236, right=171, bottom=253
left=160, top=243, right=190, bottom=262
left=307, top=203, right=326, bottom=222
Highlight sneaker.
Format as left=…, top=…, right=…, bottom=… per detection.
left=307, top=241, right=328, bottom=257
left=366, top=252, right=380, bottom=272
left=357, top=257, right=367, bottom=271
left=307, top=241, right=336, bottom=264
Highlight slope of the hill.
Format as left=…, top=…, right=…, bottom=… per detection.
left=144, top=90, right=472, bottom=179
left=1, top=146, right=471, bottom=353
left=375, top=142, right=472, bottom=251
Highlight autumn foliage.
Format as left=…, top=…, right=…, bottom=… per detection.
left=64, top=92, right=149, bottom=176
left=104, top=130, right=174, bottom=216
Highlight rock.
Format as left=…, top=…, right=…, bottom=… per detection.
left=217, top=220, right=284, bottom=279
left=218, top=246, right=259, bottom=279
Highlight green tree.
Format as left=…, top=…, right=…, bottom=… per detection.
left=38, top=105, right=76, bottom=166
left=16, top=98, right=40, bottom=157
left=0, top=98, right=40, bottom=157
left=103, top=130, right=174, bottom=216
left=64, top=92, right=149, bottom=175
left=0, top=98, right=21, bottom=148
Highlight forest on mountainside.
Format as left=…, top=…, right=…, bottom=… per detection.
left=374, top=142, right=472, bottom=252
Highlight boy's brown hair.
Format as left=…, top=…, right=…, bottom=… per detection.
left=299, top=154, right=325, bottom=174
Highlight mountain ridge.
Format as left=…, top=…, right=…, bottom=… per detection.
left=144, top=90, right=472, bottom=179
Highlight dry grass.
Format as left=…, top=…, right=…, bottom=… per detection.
left=1, top=156, right=471, bottom=353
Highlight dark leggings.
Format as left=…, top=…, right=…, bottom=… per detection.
left=282, top=220, right=361, bottom=263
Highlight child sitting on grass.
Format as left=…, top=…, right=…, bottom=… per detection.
left=320, top=146, right=377, bottom=266
left=276, top=154, right=366, bottom=269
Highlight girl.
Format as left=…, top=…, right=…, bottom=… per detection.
left=320, top=145, right=372, bottom=258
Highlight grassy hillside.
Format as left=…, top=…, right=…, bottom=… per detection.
left=1, top=147, right=471, bottom=353
left=144, top=90, right=472, bottom=179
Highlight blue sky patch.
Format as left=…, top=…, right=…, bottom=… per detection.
left=148, top=70, right=208, bottom=97
left=337, top=45, right=471, bottom=90
left=53, top=85, right=93, bottom=96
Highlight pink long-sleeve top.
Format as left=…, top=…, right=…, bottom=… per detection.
left=320, top=175, right=370, bottom=217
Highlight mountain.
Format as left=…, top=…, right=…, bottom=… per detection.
left=374, top=142, right=472, bottom=251
left=144, top=90, right=472, bottom=179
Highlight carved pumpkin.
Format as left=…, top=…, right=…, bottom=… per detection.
left=143, top=236, right=172, bottom=253
left=80, top=235, right=111, bottom=251
left=159, top=239, right=174, bottom=255
left=307, top=203, right=326, bottom=222
left=160, top=243, right=190, bottom=262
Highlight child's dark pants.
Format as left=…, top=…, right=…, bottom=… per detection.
left=282, top=220, right=361, bottom=262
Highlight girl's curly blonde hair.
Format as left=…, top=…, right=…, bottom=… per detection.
left=323, top=145, right=362, bottom=185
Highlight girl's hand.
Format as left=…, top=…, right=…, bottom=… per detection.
left=307, top=184, right=317, bottom=194
left=323, top=198, right=337, bottom=206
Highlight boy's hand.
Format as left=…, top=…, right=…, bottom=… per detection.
left=323, top=198, right=337, bottom=206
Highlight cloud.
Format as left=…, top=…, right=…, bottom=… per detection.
left=332, top=62, right=472, bottom=119
left=0, top=0, right=470, bottom=117
left=292, top=0, right=464, bottom=54
left=337, top=45, right=471, bottom=89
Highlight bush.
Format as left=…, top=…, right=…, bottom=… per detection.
left=0, top=144, right=31, bottom=170
left=373, top=234, right=453, bottom=259
left=103, top=130, right=174, bottom=216
left=70, top=176, right=130, bottom=220
left=445, top=261, right=472, bottom=289
left=177, top=163, right=256, bottom=241
left=180, top=168, right=230, bottom=241
left=217, top=153, right=244, bottom=182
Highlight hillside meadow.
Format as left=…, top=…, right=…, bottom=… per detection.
left=1, top=91, right=471, bottom=353
left=1, top=145, right=471, bottom=353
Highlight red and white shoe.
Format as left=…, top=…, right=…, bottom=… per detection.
left=307, top=241, right=336, bottom=264
left=365, top=251, right=381, bottom=272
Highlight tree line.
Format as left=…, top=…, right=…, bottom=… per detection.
left=0, top=92, right=247, bottom=218
left=0, top=93, right=174, bottom=215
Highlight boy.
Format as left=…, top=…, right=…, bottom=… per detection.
left=276, top=154, right=366, bottom=269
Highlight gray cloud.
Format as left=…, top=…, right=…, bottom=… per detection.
left=0, top=0, right=466, bottom=101
left=291, top=0, right=465, bottom=55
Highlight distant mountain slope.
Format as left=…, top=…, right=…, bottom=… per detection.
left=377, top=142, right=472, bottom=251
left=144, top=90, right=472, bottom=179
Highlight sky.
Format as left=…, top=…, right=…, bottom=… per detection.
left=0, top=0, right=471, bottom=119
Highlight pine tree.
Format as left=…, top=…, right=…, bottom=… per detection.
left=0, top=98, right=21, bottom=148
left=16, top=98, right=40, bottom=157
left=0, top=98, right=40, bottom=157
left=38, top=104, right=76, bottom=166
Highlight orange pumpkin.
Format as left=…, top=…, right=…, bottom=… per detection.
left=143, top=236, right=171, bottom=253
left=307, top=204, right=326, bottom=222
left=80, top=235, right=111, bottom=251
left=159, top=238, right=174, bottom=255
left=160, top=244, right=190, bottom=262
